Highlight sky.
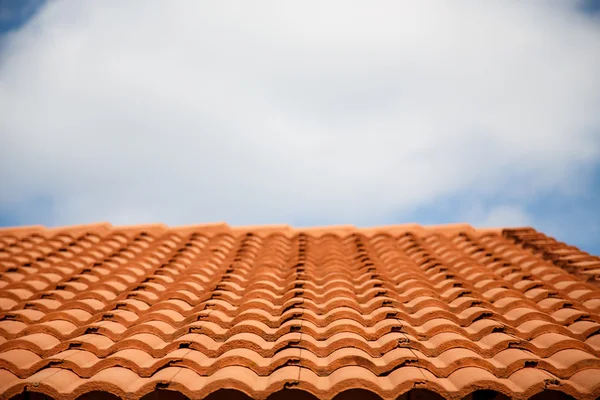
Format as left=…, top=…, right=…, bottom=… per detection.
left=0, top=0, right=599, bottom=256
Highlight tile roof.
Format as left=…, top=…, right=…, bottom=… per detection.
left=0, top=222, right=600, bottom=400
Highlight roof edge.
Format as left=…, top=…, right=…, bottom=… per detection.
left=0, top=221, right=507, bottom=237
left=502, top=226, right=600, bottom=285
left=0, top=224, right=46, bottom=234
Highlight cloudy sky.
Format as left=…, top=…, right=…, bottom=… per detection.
left=0, top=0, right=599, bottom=255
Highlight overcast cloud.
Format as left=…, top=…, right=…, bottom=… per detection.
left=0, top=1, right=599, bottom=248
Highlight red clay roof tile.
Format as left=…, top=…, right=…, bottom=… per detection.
left=0, top=222, right=599, bottom=400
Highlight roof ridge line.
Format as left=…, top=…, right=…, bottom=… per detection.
left=0, top=221, right=509, bottom=237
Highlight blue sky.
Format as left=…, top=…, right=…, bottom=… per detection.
left=0, top=0, right=599, bottom=256
left=0, top=0, right=44, bottom=36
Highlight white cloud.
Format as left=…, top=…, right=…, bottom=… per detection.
left=0, top=1, right=599, bottom=227
left=464, top=204, right=534, bottom=229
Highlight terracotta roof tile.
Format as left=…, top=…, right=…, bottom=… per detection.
left=0, top=222, right=599, bottom=399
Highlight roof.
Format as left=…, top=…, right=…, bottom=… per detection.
left=1, top=222, right=600, bottom=400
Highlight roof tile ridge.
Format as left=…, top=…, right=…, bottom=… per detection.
left=0, top=222, right=112, bottom=238
left=474, top=227, right=505, bottom=235
left=424, top=223, right=476, bottom=235
left=357, top=223, right=424, bottom=237
left=0, top=224, right=47, bottom=237
left=168, top=222, right=230, bottom=234
left=107, top=223, right=168, bottom=238
left=230, top=224, right=292, bottom=235
left=292, top=225, right=356, bottom=237
left=47, top=222, right=113, bottom=236
left=355, top=223, right=502, bottom=237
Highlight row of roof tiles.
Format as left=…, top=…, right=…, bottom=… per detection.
left=0, top=223, right=599, bottom=400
